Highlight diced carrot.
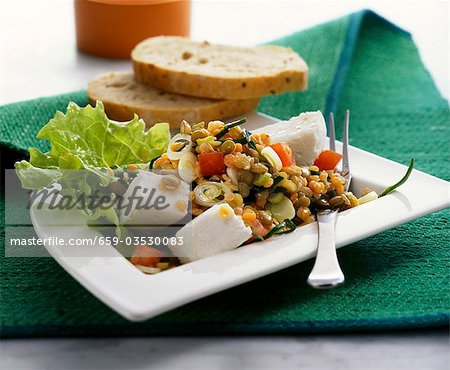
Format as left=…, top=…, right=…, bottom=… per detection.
left=244, top=218, right=270, bottom=244
left=270, top=142, right=296, bottom=167
left=250, top=219, right=269, bottom=237
left=198, top=151, right=225, bottom=176
left=131, top=245, right=164, bottom=267
left=313, top=150, right=343, bottom=171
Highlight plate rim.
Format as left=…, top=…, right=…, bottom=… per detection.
left=29, top=112, right=450, bottom=321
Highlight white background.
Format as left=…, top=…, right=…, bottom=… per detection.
left=0, top=1, right=449, bottom=369
left=0, top=0, right=448, bottom=105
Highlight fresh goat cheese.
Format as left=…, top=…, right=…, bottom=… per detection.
left=254, top=111, right=326, bottom=165
left=120, top=171, right=190, bottom=226
left=171, top=204, right=252, bottom=263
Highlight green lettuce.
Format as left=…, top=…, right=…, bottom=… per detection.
left=14, top=160, right=62, bottom=189
left=16, top=101, right=170, bottom=186
left=15, top=101, right=171, bottom=235
left=24, top=101, right=169, bottom=171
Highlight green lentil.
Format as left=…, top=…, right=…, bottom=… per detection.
left=191, top=129, right=210, bottom=143
left=191, top=121, right=205, bottom=131
left=257, top=210, right=273, bottom=227
left=295, top=195, right=311, bottom=208
left=220, top=140, right=236, bottom=154
left=180, top=120, right=191, bottom=135
left=239, top=170, right=254, bottom=186
left=315, top=198, right=329, bottom=209
left=251, top=162, right=268, bottom=173
left=329, top=195, right=344, bottom=207
left=238, top=182, right=250, bottom=198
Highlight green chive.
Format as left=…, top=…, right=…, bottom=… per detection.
left=149, top=156, right=161, bottom=169
left=379, top=158, right=414, bottom=197
left=264, top=219, right=296, bottom=239
left=247, top=141, right=258, bottom=151
left=271, top=187, right=285, bottom=194
left=272, top=175, right=284, bottom=187
left=216, top=118, right=246, bottom=139
left=252, top=232, right=265, bottom=241
left=251, top=175, right=285, bottom=196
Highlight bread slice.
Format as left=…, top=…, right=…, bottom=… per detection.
left=87, top=71, right=259, bottom=128
left=131, top=36, right=308, bottom=100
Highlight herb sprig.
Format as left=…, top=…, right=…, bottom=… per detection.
left=216, top=118, right=246, bottom=139
left=252, top=219, right=297, bottom=241
left=379, top=158, right=414, bottom=197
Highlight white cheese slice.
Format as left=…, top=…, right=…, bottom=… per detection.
left=172, top=204, right=252, bottom=263
left=120, top=171, right=190, bottom=226
left=254, top=111, right=327, bottom=165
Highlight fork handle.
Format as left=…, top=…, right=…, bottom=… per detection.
left=307, top=210, right=345, bottom=289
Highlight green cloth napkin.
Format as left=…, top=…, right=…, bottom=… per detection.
left=1, top=10, right=449, bottom=337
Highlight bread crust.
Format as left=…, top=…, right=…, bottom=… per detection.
left=88, top=72, right=259, bottom=128
left=131, top=37, right=308, bottom=99
left=133, top=61, right=307, bottom=100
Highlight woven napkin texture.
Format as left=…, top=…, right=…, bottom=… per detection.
left=1, top=10, right=449, bottom=337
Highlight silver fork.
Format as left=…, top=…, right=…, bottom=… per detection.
left=307, top=110, right=351, bottom=289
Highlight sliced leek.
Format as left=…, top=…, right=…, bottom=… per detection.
left=266, top=194, right=295, bottom=221
left=194, top=182, right=231, bottom=207
left=358, top=191, right=378, bottom=205
left=167, top=133, right=192, bottom=160
left=178, top=151, right=197, bottom=183
left=261, top=146, right=282, bottom=171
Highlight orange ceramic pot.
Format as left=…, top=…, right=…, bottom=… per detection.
left=75, top=0, right=191, bottom=59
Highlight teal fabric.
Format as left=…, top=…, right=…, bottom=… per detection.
left=1, top=10, right=449, bottom=337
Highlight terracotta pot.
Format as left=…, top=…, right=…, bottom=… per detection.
left=75, top=0, right=191, bottom=59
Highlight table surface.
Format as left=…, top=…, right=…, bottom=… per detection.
left=0, top=1, right=448, bottom=369
left=1, top=331, right=449, bottom=370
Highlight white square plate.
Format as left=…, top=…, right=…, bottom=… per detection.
left=30, top=112, right=450, bottom=321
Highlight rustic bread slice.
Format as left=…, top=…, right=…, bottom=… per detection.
left=87, top=71, right=259, bottom=128
left=131, top=36, right=308, bottom=100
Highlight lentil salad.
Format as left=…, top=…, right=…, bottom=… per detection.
left=91, top=113, right=413, bottom=273
left=14, top=102, right=413, bottom=274
left=151, top=117, right=369, bottom=241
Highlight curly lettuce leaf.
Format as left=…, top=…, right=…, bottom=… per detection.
left=15, top=101, right=170, bottom=188
left=15, top=160, right=62, bottom=189
left=14, top=101, right=171, bottom=237
left=28, top=101, right=170, bottom=169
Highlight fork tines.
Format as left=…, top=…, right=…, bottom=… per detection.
left=328, top=112, right=336, bottom=152
left=342, top=110, right=350, bottom=176
left=328, top=110, right=350, bottom=178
